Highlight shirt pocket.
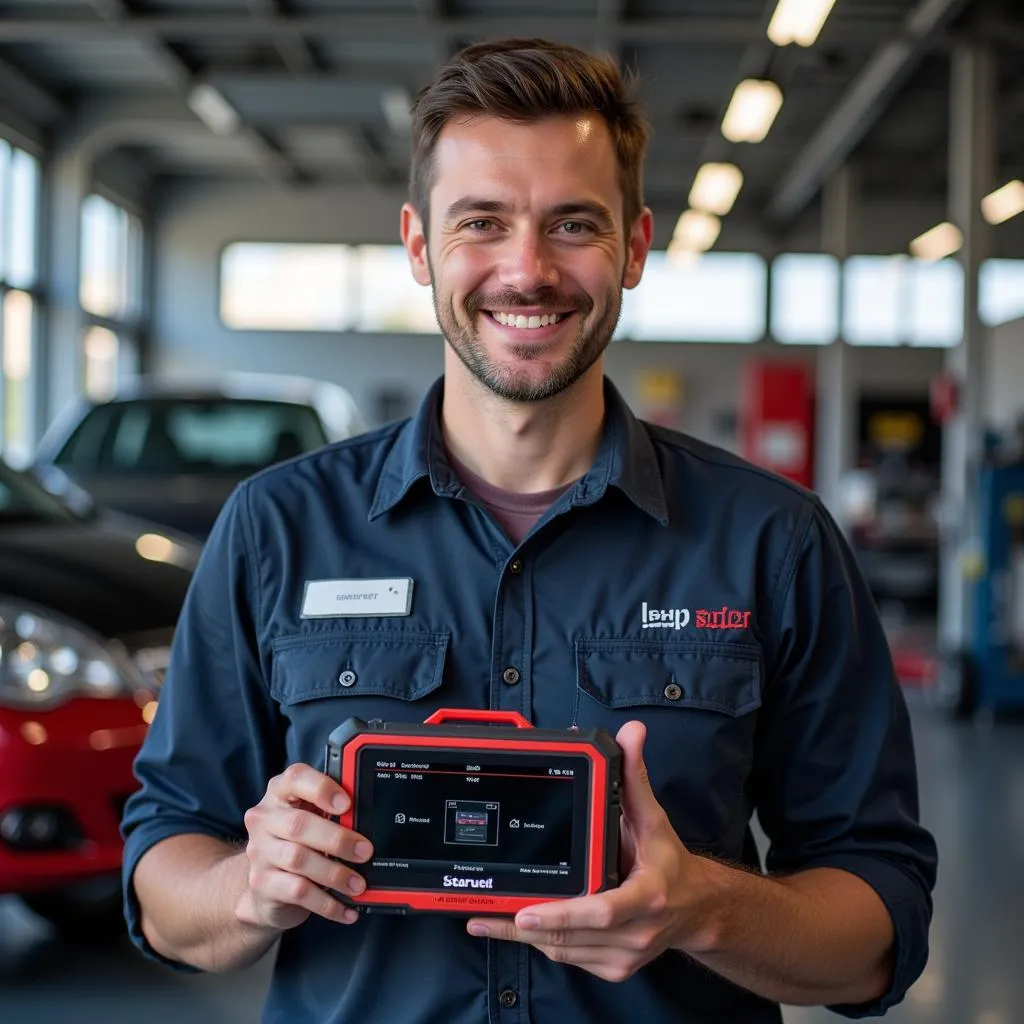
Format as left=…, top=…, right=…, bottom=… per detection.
left=573, top=638, right=762, bottom=850
left=271, top=630, right=450, bottom=766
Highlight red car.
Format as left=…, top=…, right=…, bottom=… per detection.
left=0, top=460, right=195, bottom=935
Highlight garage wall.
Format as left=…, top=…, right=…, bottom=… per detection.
left=151, top=180, right=945, bottom=448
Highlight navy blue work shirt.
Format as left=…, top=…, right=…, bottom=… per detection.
left=122, top=377, right=937, bottom=1024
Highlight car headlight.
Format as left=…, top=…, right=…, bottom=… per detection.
left=0, top=597, right=146, bottom=710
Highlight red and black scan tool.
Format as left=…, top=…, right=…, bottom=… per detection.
left=324, top=708, right=622, bottom=916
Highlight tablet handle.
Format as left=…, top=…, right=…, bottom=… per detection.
left=423, top=708, right=533, bottom=729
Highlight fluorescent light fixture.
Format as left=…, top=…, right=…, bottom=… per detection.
left=381, top=88, right=413, bottom=134
left=672, top=209, right=721, bottom=252
left=187, top=83, right=240, bottom=136
left=721, top=79, right=783, bottom=144
left=767, top=0, right=839, bottom=47
left=909, top=222, right=963, bottom=262
left=689, top=162, right=744, bottom=216
left=982, top=180, right=1024, bottom=225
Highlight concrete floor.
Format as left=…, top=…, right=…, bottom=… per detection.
left=2, top=691, right=1022, bottom=1023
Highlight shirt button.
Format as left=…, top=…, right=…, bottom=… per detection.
left=339, top=670, right=358, bottom=688
left=502, top=667, right=521, bottom=686
left=509, top=559, right=522, bottom=574
left=498, top=988, right=518, bottom=1008
left=664, top=682, right=682, bottom=701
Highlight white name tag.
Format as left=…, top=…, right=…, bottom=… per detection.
left=301, top=578, right=414, bottom=618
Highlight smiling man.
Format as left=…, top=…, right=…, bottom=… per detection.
left=123, top=38, right=937, bottom=1024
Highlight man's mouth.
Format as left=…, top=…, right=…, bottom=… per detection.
left=483, top=310, right=573, bottom=330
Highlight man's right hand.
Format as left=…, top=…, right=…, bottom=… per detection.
left=236, top=762, right=374, bottom=932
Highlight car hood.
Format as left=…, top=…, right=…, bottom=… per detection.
left=0, top=512, right=196, bottom=641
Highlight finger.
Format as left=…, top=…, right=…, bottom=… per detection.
left=470, top=916, right=648, bottom=951
left=254, top=804, right=373, bottom=863
left=266, top=838, right=369, bottom=899
left=267, top=762, right=352, bottom=816
left=614, top=720, right=665, bottom=835
left=254, top=867, right=358, bottom=925
left=508, top=880, right=648, bottom=933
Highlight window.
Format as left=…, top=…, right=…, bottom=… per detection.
left=621, top=251, right=767, bottom=342
left=83, top=326, right=120, bottom=401
left=220, top=242, right=354, bottom=330
left=0, top=141, right=41, bottom=465
left=770, top=253, right=840, bottom=345
left=2, top=290, right=34, bottom=467
left=980, top=259, right=1024, bottom=327
left=843, top=256, right=962, bottom=347
left=354, top=246, right=438, bottom=333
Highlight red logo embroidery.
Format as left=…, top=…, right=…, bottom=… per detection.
left=695, top=607, right=752, bottom=630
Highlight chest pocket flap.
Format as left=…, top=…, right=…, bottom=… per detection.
left=575, top=638, right=761, bottom=716
left=271, top=630, right=449, bottom=705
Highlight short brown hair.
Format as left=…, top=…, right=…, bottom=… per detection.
left=409, top=38, right=650, bottom=233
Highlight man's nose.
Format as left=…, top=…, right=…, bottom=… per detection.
left=496, top=232, right=560, bottom=293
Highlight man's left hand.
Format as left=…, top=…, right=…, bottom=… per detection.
left=466, top=720, right=709, bottom=983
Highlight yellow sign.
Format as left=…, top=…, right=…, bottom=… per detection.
left=868, top=412, right=924, bottom=452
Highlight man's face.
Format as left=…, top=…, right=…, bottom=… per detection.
left=401, top=114, right=651, bottom=402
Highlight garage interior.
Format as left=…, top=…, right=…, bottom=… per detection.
left=1, top=0, right=1023, bottom=1021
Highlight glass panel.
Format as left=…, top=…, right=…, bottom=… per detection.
left=8, top=149, right=40, bottom=289
left=354, top=246, right=438, bottom=333
left=80, top=194, right=121, bottom=318
left=843, top=256, right=904, bottom=346
left=980, top=259, right=1024, bottom=327
left=83, top=326, right=120, bottom=401
left=770, top=253, right=839, bottom=345
left=220, top=242, right=353, bottom=330
left=906, top=259, right=962, bottom=347
left=623, top=251, right=767, bottom=342
left=0, top=140, right=9, bottom=283
left=127, top=213, right=144, bottom=319
left=2, top=290, right=34, bottom=468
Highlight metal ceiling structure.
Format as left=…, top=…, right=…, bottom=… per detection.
left=0, top=0, right=1022, bottom=245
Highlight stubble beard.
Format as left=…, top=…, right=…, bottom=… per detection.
left=431, top=272, right=624, bottom=403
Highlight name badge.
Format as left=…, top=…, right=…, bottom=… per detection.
left=301, top=578, right=414, bottom=618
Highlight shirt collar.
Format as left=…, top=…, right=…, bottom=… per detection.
left=368, top=375, right=669, bottom=525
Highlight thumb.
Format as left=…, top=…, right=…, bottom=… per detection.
left=615, top=720, right=664, bottom=834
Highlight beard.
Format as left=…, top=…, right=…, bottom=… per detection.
left=431, top=275, right=623, bottom=403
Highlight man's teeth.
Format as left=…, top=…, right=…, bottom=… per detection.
left=490, top=311, right=565, bottom=329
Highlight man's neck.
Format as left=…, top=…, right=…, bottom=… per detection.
left=440, top=360, right=606, bottom=494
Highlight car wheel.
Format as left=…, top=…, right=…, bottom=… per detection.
left=20, top=882, right=125, bottom=942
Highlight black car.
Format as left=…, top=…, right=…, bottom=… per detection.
left=0, top=459, right=196, bottom=936
left=32, top=373, right=368, bottom=538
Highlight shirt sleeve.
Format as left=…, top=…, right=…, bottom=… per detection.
left=754, top=496, right=938, bottom=1018
left=120, top=483, right=282, bottom=970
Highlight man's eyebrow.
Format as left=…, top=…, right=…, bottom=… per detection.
left=443, top=198, right=510, bottom=222
left=443, top=198, right=617, bottom=229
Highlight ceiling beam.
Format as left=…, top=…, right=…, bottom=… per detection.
left=83, top=0, right=305, bottom=183
left=0, top=14, right=914, bottom=47
left=767, top=0, right=974, bottom=223
left=0, top=54, right=66, bottom=122
left=244, top=0, right=319, bottom=75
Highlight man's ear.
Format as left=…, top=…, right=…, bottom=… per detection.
left=401, top=203, right=432, bottom=286
left=623, top=207, right=654, bottom=290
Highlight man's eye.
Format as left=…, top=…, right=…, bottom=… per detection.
left=465, top=219, right=494, bottom=231
left=558, top=221, right=590, bottom=236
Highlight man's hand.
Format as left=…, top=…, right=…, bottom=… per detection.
left=465, top=720, right=709, bottom=982
left=236, top=762, right=374, bottom=932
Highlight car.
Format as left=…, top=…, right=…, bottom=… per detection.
left=33, top=373, right=368, bottom=539
left=0, top=459, right=197, bottom=937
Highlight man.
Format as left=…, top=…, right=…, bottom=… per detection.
left=123, top=38, right=937, bottom=1023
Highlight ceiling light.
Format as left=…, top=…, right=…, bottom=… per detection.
left=689, top=163, right=744, bottom=216
left=672, top=209, right=721, bottom=252
left=721, top=80, right=783, bottom=144
left=187, top=83, right=240, bottom=136
left=909, top=222, right=963, bottom=262
left=767, top=0, right=839, bottom=47
left=981, top=180, right=1024, bottom=225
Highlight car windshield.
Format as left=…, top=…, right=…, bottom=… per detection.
left=0, top=461, right=79, bottom=523
left=53, top=398, right=329, bottom=476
